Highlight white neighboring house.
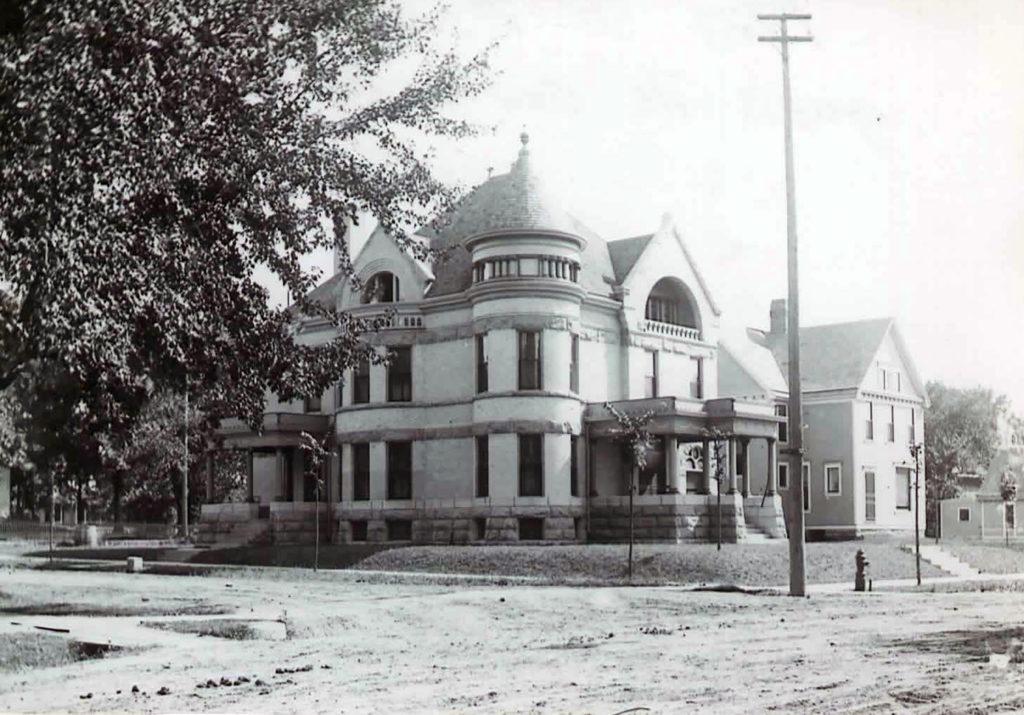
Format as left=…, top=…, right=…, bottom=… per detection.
left=719, top=300, right=929, bottom=539
left=200, top=135, right=784, bottom=546
left=941, top=413, right=1024, bottom=541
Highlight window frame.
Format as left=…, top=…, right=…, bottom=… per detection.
left=386, top=441, right=413, bottom=500
left=303, top=394, right=322, bottom=413
left=775, top=403, right=788, bottom=444
left=518, top=434, right=545, bottom=497
left=352, top=443, right=370, bottom=501
left=475, top=435, right=489, bottom=498
left=778, top=461, right=789, bottom=490
left=887, top=405, right=895, bottom=443
left=865, top=402, right=874, bottom=441
left=802, top=461, right=811, bottom=513
left=689, top=356, right=703, bottom=399
left=895, top=466, right=912, bottom=510
left=387, top=346, right=412, bottom=402
left=824, top=462, right=842, bottom=496
left=958, top=507, right=971, bottom=523
left=353, top=358, right=371, bottom=405
left=569, top=334, right=579, bottom=394
left=476, top=333, right=488, bottom=394
left=644, top=350, right=658, bottom=399
left=517, top=330, right=542, bottom=391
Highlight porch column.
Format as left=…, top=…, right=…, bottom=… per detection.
left=205, top=452, right=214, bottom=503
left=665, top=437, right=681, bottom=494
left=727, top=438, right=739, bottom=494
left=246, top=449, right=254, bottom=502
left=740, top=437, right=751, bottom=497
left=700, top=439, right=712, bottom=494
left=766, top=437, right=778, bottom=495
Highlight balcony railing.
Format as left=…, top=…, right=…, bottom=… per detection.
left=348, top=304, right=424, bottom=329
left=641, top=319, right=700, bottom=341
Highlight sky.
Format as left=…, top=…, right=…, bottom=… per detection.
left=281, top=0, right=1024, bottom=410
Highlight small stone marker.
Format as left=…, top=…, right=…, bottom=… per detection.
left=126, top=556, right=143, bottom=573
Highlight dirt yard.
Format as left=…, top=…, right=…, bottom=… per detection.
left=2, top=559, right=1024, bottom=714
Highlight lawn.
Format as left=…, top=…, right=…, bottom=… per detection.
left=19, top=540, right=942, bottom=586
left=356, top=541, right=943, bottom=586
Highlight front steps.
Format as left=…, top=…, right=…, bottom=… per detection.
left=909, top=544, right=981, bottom=578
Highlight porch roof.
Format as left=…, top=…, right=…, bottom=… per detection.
left=216, top=412, right=331, bottom=449
left=584, top=396, right=782, bottom=440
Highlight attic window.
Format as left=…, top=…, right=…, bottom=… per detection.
left=362, top=272, right=400, bottom=304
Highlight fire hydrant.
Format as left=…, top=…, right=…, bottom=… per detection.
left=855, top=549, right=869, bottom=592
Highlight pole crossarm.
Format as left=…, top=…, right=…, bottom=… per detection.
left=758, top=36, right=813, bottom=43
left=757, top=13, right=812, bottom=20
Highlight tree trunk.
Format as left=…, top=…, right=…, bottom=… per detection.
left=76, top=475, right=85, bottom=524
left=628, top=465, right=636, bottom=583
left=112, top=471, right=124, bottom=534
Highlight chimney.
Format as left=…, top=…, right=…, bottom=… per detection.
left=770, top=298, right=787, bottom=335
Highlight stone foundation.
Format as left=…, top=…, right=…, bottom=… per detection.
left=199, top=495, right=786, bottom=546
left=334, top=503, right=582, bottom=545
left=588, top=494, right=760, bottom=543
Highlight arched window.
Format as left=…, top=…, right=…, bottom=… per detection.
left=644, top=277, right=698, bottom=328
left=361, top=271, right=400, bottom=304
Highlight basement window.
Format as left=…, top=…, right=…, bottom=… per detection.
left=350, top=520, right=368, bottom=542
left=386, top=520, right=412, bottom=542
left=518, top=517, right=544, bottom=541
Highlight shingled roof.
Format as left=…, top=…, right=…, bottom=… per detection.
left=421, top=134, right=617, bottom=298
left=766, top=318, right=894, bottom=392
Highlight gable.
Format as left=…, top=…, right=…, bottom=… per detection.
left=620, top=215, right=721, bottom=329
left=859, top=324, right=927, bottom=401
left=769, top=318, right=891, bottom=393
left=339, top=225, right=432, bottom=309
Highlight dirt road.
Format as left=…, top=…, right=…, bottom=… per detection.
left=2, top=565, right=1023, bottom=713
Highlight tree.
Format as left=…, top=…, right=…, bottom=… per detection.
left=701, top=426, right=730, bottom=551
left=299, top=430, right=332, bottom=571
left=923, top=381, right=1005, bottom=537
left=1000, top=471, right=1018, bottom=547
left=0, top=1, right=492, bottom=486
left=604, top=402, right=654, bottom=583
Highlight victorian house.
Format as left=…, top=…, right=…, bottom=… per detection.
left=200, top=135, right=786, bottom=545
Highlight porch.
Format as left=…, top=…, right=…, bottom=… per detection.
left=583, top=396, right=788, bottom=542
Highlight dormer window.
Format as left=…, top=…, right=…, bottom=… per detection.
left=362, top=272, right=400, bottom=304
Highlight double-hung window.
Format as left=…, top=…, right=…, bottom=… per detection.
left=387, top=441, right=412, bottom=500
left=518, top=435, right=544, bottom=497
left=569, top=335, right=579, bottom=394
left=353, top=444, right=370, bottom=501
left=476, top=334, right=488, bottom=393
left=518, top=331, right=542, bottom=390
left=475, top=436, right=489, bottom=498
left=387, top=347, right=412, bottom=402
left=895, top=467, right=912, bottom=510
left=353, top=358, right=370, bottom=404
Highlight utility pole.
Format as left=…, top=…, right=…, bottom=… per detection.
left=910, top=443, right=923, bottom=585
left=758, top=13, right=813, bottom=597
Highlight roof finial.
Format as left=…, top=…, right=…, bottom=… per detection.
left=486, top=166, right=493, bottom=178
left=520, top=130, right=529, bottom=146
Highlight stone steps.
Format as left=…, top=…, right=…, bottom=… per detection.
left=909, top=544, right=981, bottom=578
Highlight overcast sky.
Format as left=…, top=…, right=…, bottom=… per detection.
left=286, top=0, right=1024, bottom=411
